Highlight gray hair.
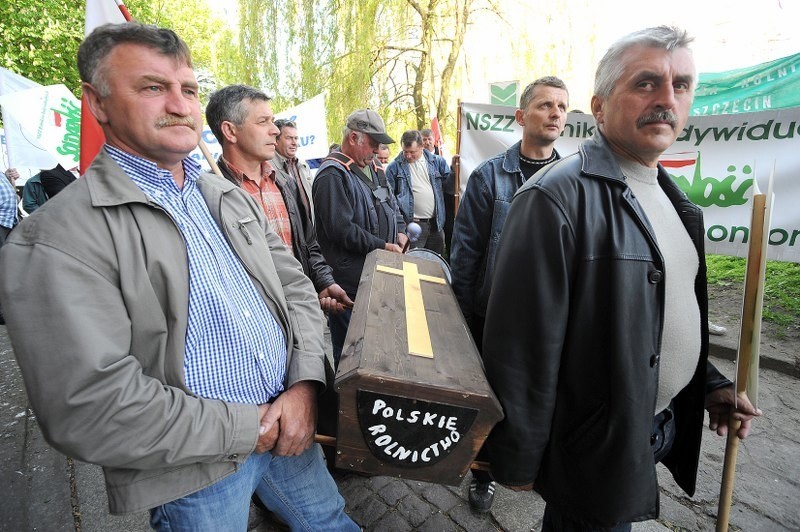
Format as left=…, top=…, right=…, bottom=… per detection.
left=342, top=127, right=367, bottom=145
left=400, top=130, right=422, bottom=148
left=519, top=76, right=569, bottom=110
left=594, top=26, right=694, bottom=98
left=206, top=85, right=271, bottom=146
left=420, top=128, right=433, bottom=137
left=78, top=23, right=192, bottom=97
left=274, top=118, right=297, bottom=140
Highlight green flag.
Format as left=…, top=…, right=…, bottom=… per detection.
left=489, top=81, right=519, bottom=106
left=692, top=52, right=800, bottom=116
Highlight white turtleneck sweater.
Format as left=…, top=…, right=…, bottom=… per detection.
left=618, top=158, right=702, bottom=414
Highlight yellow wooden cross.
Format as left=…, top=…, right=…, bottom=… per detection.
left=376, top=260, right=446, bottom=358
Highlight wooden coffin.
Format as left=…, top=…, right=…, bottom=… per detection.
left=333, top=249, right=503, bottom=486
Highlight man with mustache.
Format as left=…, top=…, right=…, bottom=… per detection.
left=450, top=76, right=568, bottom=513
left=483, top=27, right=760, bottom=530
left=376, top=143, right=391, bottom=167
left=0, top=23, right=357, bottom=531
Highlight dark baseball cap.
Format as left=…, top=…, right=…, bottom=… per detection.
left=346, top=109, right=395, bottom=144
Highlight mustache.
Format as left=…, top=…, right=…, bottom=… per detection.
left=155, top=116, right=198, bottom=129
left=636, top=110, right=678, bottom=129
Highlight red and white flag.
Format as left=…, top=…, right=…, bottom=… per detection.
left=80, top=0, right=130, bottom=173
left=430, top=117, right=446, bottom=160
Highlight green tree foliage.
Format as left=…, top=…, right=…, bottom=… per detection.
left=0, top=0, right=237, bottom=106
left=0, top=0, right=85, bottom=93
left=238, top=0, right=341, bottom=133
left=237, top=0, right=498, bottom=148
left=131, top=0, right=233, bottom=104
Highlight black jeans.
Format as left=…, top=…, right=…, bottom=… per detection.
left=411, top=219, right=445, bottom=255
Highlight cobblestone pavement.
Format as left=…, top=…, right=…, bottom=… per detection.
left=2, top=327, right=798, bottom=531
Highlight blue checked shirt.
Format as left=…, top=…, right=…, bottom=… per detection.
left=106, top=146, right=287, bottom=404
left=0, top=174, right=19, bottom=230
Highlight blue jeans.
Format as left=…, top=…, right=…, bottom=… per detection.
left=328, top=308, right=352, bottom=368
left=149, top=444, right=358, bottom=531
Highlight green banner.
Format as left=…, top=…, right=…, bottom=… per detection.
left=692, top=52, right=800, bottom=116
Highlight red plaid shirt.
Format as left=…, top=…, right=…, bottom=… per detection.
left=222, top=158, right=292, bottom=248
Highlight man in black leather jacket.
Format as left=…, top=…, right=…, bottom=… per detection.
left=483, top=26, right=761, bottom=531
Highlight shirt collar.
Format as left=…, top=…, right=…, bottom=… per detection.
left=220, top=156, right=274, bottom=184
left=104, top=144, right=201, bottom=193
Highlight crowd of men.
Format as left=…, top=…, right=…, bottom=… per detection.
left=0, top=21, right=761, bottom=532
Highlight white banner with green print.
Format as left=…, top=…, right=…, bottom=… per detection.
left=459, top=102, right=800, bottom=263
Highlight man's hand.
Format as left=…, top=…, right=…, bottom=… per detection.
left=257, top=381, right=318, bottom=456
left=319, top=283, right=354, bottom=314
left=5, top=168, right=19, bottom=184
left=706, top=385, right=762, bottom=439
left=397, top=232, right=409, bottom=250
left=255, top=403, right=280, bottom=453
left=384, top=242, right=403, bottom=254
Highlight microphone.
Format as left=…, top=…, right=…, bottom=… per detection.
left=403, top=222, right=422, bottom=252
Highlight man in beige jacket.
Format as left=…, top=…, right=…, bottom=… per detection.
left=0, top=22, right=357, bottom=531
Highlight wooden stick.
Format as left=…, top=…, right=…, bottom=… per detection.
left=716, top=192, right=767, bottom=531
left=453, top=100, right=463, bottom=215
left=198, top=140, right=224, bottom=177
left=313, top=434, right=491, bottom=472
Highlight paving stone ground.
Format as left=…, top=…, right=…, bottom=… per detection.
left=2, top=328, right=797, bottom=531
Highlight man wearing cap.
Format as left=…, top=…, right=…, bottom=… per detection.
left=313, top=109, right=407, bottom=364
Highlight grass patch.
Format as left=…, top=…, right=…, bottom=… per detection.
left=706, top=254, right=800, bottom=328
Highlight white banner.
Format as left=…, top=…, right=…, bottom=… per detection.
left=190, top=93, right=329, bottom=171
left=459, top=102, right=800, bottom=263
left=0, top=84, right=81, bottom=171
left=0, top=67, right=60, bottom=171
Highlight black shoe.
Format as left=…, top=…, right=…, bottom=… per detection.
left=468, top=479, right=496, bottom=514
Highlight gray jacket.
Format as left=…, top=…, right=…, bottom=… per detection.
left=0, top=150, right=331, bottom=514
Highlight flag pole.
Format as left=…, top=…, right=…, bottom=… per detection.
left=199, top=140, right=224, bottom=178
left=83, top=0, right=220, bottom=176
left=715, top=168, right=771, bottom=531
left=454, top=100, right=463, bottom=215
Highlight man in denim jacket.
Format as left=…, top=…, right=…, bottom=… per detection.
left=386, top=129, right=450, bottom=254
left=450, top=76, right=569, bottom=513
